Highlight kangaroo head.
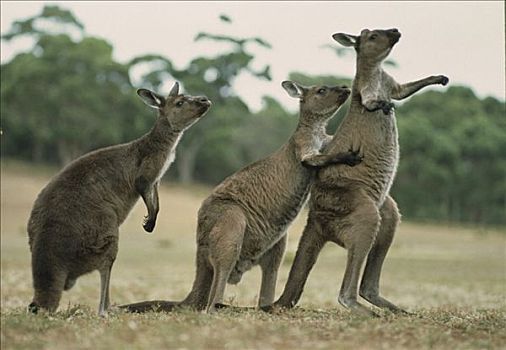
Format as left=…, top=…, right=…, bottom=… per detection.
left=137, top=82, right=211, bottom=132
left=282, top=80, right=350, bottom=121
left=333, top=28, right=401, bottom=64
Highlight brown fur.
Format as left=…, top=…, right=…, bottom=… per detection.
left=185, top=82, right=363, bottom=313
left=271, top=29, right=449, bottom=316
left=121, top=81, right=362, bottom=313
left=27, top=82, right=211, bottom=315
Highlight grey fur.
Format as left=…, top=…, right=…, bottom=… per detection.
left=120, top=81, right=362, bottom=314
left=272, top=29, right=449, bottom=316
left=27, top=83, right=211, bottom=315
left=184, top=82, right=362, bottom=313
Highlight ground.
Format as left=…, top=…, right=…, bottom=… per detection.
left=1, top=161, right=505, bottom=349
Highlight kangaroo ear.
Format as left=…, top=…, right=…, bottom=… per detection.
left=332, top=33, right=357, bottom=47
left=137, top=89, right=165, bottom=109
left=282, top=80, right=306, bottom=99
left=168, top=82, right=179, bottom=97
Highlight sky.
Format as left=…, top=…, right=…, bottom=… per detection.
left=1, top=1, right=504, bottom=112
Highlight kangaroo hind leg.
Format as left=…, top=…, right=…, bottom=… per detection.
left=206, top=206, right=246, bottom=313
left=258, top=234, right=287, bottom=308
left=273, top=218, right=327, bottom=309
left=359, top=195, right=408, bottom=314
left=337, top=197, right=381, bottom=317
left=30, top=259, right=67, bottom=313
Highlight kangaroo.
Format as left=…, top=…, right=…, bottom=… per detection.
left=121, top=81, right=361, bottom=314
left=270, top=29, right=449, bottom=316
left=27, top=82, right=211, bottom=315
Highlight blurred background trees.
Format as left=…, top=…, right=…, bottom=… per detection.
left=1, top=6, right=505, bottom=225
left=1, top=6, right=147, bottom=165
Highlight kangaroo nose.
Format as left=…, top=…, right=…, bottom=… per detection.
left=389, top=28, right=401, bottom=42
left=197, top=96, right=210, bottom=105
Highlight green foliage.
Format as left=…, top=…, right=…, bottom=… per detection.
left=219, top=14, right=232, bottom=23
left=1, top=6, right=504, bottom=225
left=394, top=86, right=506, bottom=225
left=1, top=5, right=84, bottom=41
left=128, top=17, right=273, bottom=183
left=1, top=5, right=150, bottom=165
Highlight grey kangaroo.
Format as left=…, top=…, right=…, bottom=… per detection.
left=270, top=29, right=449, bottom=316
left=121, top=81, right=361, bottom=313
left=27, top=82, right=211, bottom=315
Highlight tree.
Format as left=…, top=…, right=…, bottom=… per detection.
left=394, top=86, right=506, bottom=225
left=1, top=5, right=148, bottom=165
left=129, top=15, right=273, bottom=183
left=2, top=6, right=505, bottom=226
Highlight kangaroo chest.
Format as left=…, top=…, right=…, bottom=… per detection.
left=364, top=113, right=399, bottom=204
left=318, top=111, right=399, bottom=206
left=155, top=133, right=182, bottom=183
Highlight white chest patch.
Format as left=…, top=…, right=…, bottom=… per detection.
left=156, top=133, right=182, bottom=182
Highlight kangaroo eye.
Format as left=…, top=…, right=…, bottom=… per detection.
left=317, top=88, right=327, bottom=95
left=370, top=34, right=378, bottom=40
left=176, top=100, right=184, bottom=107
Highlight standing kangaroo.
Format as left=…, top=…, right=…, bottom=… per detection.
left=271, top=29, right=449, bottom=316
left=185, top=81, right=363, bottom=313
left=121, top=81, right=361, bottom=314
left=27, top=82, right=211, bottom=315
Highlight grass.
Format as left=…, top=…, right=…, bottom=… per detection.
left=1, top=160, right=505, bottom=349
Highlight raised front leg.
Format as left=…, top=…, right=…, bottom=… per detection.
left=134, top=177, right=159, bottom=233
left=258, top=235, right=287, bottom=307
left=392, top=75, right=449, bottom=100
left=302, top=150, right=363, bottom=168
left=273, top=218, right=327, bottom=309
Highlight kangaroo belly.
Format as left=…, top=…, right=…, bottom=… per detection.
left=241, top=176, right=310, bottom=252
left=218, top=174, right=311, bottom=284
left=229, top=226, right=289, bottom=285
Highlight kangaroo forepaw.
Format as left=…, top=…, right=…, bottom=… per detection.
left=437, top=75, right=449, bottom=86
left=379, top=100, right=395, bottom=115
left=143, top=216, right=156, bottom=232
left=364, top=100, right=394, bottom=115
left=344, top=149, right=363, bottom=166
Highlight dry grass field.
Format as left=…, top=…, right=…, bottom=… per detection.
left=1, top=160, right=505, bottom=349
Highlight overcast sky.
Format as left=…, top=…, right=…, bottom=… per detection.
left=1, top=1, right=504, bottom=112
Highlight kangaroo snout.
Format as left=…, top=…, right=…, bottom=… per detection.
left=197, top=96, right=211, bottom=109
left=195, top=96, right=211, bottom=114
left=388, top=28, right=401, bottom=44
left=334, top=86, right=351, bottom=102
left=339, top=86, right=351, bottom=94
left=197, top=96, right=211, bottom=105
